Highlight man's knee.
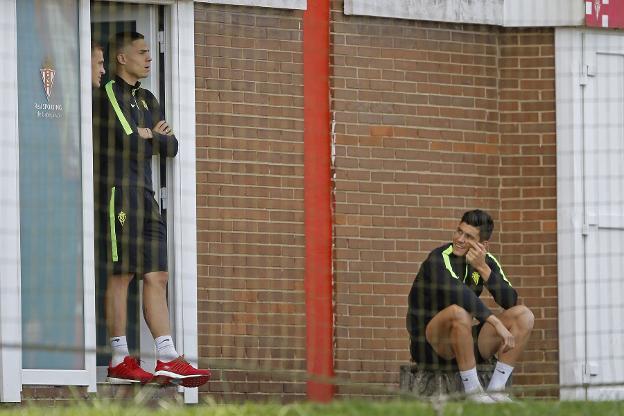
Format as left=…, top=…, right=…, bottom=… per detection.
left=428, top=305, right=472, bottom=335
left=447, top=305, right=472, bottom=325
left=144, top=271, right=169, bottom=287
left=107, top=273, right=133, bottom=289
left=509, top=305, right=535, bottom=332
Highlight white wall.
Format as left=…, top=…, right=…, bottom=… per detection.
left=345, top=0, right=584, bottom=27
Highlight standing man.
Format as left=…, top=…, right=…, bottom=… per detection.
left=93, top=31, right=210, bottom=386
left=91, top=40, right=106, bottom=88
left=406, top=209, right=534, bottom=402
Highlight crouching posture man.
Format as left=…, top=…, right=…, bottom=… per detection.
left=406, top=209, right=534, bottom=402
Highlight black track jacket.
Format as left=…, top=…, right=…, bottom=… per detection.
left=93, top=75, right=178, bottom=193
left=407, top=243, right=518, bottom=336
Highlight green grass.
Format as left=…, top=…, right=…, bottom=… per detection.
left=1, top=400, right=623, bottom=416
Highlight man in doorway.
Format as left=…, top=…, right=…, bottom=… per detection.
left=406, top=209, right=534, bottom=402
left=91, top=40, right=106, bottom=88
left=93, top=31, right=210, bottom=386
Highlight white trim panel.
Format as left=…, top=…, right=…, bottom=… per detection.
left=105, top=0, right=175, bottom=4
left=79, top=0, right=97, bottom=395
left=345, top=0, right=584, bottom=27
left=0, top=0, right=22, bottom=403
left=22, top=370, right=90, bottom=386
left=555, top=28, right=587, bottom=401
left=195, top=0, right=306, bottom=10
left=503, top=0, right=585, bottom=27
left=170, top=0, right=200, bottom=404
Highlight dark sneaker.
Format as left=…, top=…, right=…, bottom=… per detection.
left=107, top=356, right=153, bottom=384
left=154, top=356, right=211, bottom=387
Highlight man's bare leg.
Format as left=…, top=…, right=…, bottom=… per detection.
left=425, top=304, right=476, bottom=371
left=477, top=304, right=534, bottom=365
left=425, top=305, right=497, bottom=402
left=142, top=271, right=171, bottom=338
left=106, top=273, right=134, bottom=367
left=106, top=273, right=134, bottom=337
left=477, top=304, right=534, bottom=396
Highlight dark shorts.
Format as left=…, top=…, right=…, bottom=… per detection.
left=409, top=316, right=490, bottom=370
left=96, top=186, right=168, bottom=276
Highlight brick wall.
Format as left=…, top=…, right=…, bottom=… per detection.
left=497, top=28, right=558, bottom=396
left=329, top=1, right=557, bottom=398
left=194, top=4, right=306, bottom=401
left=193, top=1, right=558, bottom=401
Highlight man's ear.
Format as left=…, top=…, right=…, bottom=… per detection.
left=116, top=53, right=126, bottom=65
left=482, top=240, right=489, bottom=251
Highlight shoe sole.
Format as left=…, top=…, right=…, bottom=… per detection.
left=107, top=377, right=143, bottom=385
left=153, top=371, right=211, bottom=388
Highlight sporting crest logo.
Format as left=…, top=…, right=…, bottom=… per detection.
left=40, top=58, right=56, bottom=101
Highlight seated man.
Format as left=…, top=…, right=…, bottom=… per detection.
left=406, top=209, right=534, bottom=402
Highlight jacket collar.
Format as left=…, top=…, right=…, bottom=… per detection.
left=114, top=75, right=141, bottom=94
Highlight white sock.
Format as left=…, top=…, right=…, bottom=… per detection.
left=110, top=336, right=129, bottom=367
left=487, top=361, right=514, bottom=391
left=460, top=367, right=483, bottom=394
left=155, top=335, right=178, bottom=362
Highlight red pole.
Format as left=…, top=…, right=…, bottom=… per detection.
left=303, top=0, right=334, bottom=402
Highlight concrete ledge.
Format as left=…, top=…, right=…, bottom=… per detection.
left=344, top=0, right=584, bottom=27
left=97, top=382, right=181, bottom=404
left=195, top=0, right=306, bottom=10
left=399, top=363, right=512, bottom=397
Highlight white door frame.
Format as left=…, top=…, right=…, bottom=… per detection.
left=556, top=27, right=624, bottom=400
left=0, top=0, right=198, bottom=403
left=556, top=27, right=587, bottom=401
left=0, top=0, right=98, bottom=398
left=20, top=0, right=97, bottom=393
left=167, top=0, right=200, bottom=404
left=0, top=0, right=23, bottom=404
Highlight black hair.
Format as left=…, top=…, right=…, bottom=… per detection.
left=107, top=31, right=144, bottom=65
left=460, top=209, right=494, bottom=241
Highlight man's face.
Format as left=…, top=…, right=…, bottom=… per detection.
left=91, top=48, right=105, bottom=87
left=452, top=222, right=483, bottom=256
left=118, top=38, right=151, bottom=80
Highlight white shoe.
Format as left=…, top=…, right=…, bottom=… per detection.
left=488, top=392, right=514, bottom=402
left=467, top=391, right=496, bottom=403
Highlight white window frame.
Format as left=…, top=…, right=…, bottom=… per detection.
left=12, top=0, right=97, bottom=394
left=0, top=0, right=98, bottom=400
left=0, top=0, right=22, bottom=404
left=0, top=0, right=199, bottom=404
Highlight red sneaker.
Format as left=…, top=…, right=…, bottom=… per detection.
left=107, top=356, right=153, bottom=384
left=154, top=356, right=211, bottom=387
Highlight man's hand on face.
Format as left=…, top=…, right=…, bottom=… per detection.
left=153, top=120, right=173, bottom=136
left=138, top=127, right=153, bottom=139
left=466, top=240, right=488, bottom=271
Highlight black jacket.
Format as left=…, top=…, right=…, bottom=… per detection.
left=93, top=76, right=178, bottom=193
left=407, top=243, right=517, bottom=335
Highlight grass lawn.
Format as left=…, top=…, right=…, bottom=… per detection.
left=1, top=400, right=623, bottom=416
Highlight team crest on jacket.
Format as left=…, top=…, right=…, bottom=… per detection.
left=118, top=211, right=127, bottom=227
left=471, top=271, right=480, bottom=285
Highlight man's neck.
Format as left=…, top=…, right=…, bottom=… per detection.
left=115, top=71, right=138, bottom=87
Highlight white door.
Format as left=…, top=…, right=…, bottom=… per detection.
left=91, top=1, right=163, bottom=379
left=583, top=31, right=624, bottom=400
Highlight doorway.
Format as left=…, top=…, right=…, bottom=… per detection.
left=90, top=0, right=172, bottom=381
